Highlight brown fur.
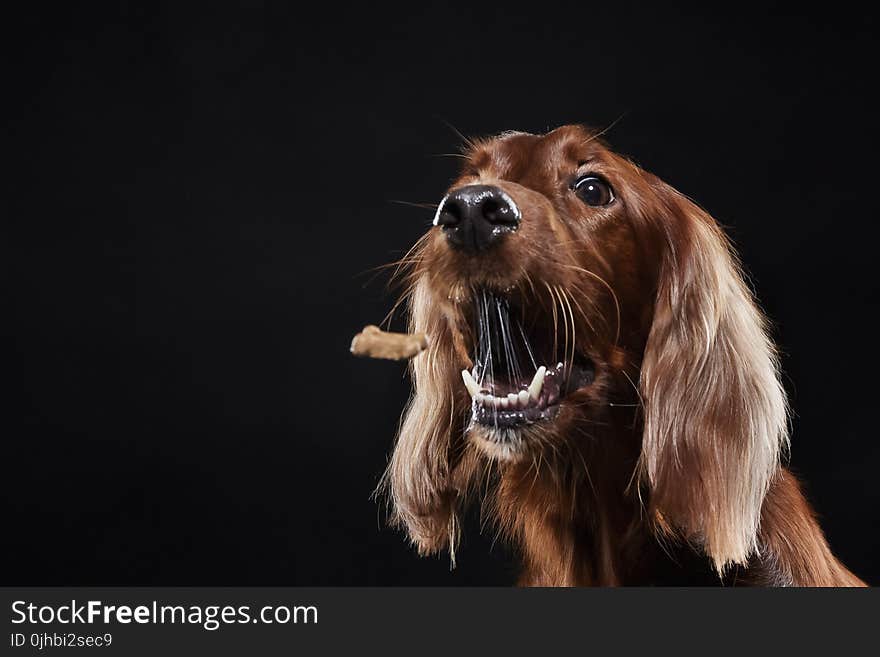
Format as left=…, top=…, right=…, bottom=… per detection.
left=381, top=125, right=865, bottom=586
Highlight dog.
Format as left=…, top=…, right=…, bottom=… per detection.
left=381, top=125, right=865, bottom=586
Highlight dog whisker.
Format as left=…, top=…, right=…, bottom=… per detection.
left=559, top=263, right=621, bottom=347
left=389, top=199, right=439, bottom=210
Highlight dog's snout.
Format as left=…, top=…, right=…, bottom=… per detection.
left=434, top=184, right=520, bottom=253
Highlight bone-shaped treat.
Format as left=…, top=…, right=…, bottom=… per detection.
left=350, top=325, right=428, bottom=361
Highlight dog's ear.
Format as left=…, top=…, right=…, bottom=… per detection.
left=382, top=277, right=461, bottom=556
left=639, top=184, right=789, bottom=573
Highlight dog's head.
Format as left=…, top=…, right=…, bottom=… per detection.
left=385, top=125, right=788, bottom=572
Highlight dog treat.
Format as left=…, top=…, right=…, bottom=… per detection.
left=350, top=325, right=428, bottom=361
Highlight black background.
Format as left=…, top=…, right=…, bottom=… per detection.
left=4, top=1, right=878, bottom=585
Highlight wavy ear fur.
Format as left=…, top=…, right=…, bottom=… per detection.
left=639, top=185, right=789, bottom=573
left=383, top=277, right=461, bottom=555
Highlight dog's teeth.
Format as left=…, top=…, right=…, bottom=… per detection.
left=466, top=367, right=551, bottom=412
left=461, top=369, right=481, bottom=398
left=528, top=366, right=546, bottom=401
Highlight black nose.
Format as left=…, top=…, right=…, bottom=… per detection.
left=434, top=184, right=521, bottom=253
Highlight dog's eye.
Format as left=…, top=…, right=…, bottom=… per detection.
left=573, top=176, right=614, bottom=206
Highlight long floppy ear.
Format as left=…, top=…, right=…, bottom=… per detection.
left=639, top=185, right=789, bottom=573
left=382, top=277, right=461, bottom=556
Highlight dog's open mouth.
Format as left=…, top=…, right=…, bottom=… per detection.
left=461, top=289, right=595, bottom=431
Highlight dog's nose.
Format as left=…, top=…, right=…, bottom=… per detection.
left=434, top=184, right=521, bottom=253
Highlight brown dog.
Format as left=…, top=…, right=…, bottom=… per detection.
left=381, top=125, right=864, bottom=586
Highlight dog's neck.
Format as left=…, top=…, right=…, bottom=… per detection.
left=490, top=405, right=657, bottom=586
left=494, top=467, right=642, bottom=586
